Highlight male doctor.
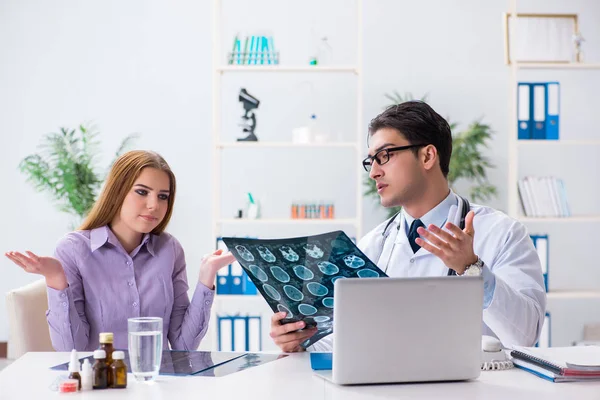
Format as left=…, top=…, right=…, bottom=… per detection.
left=270, top=101, right=547, bottom=352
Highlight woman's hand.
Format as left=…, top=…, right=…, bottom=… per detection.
left=198, top=249, right=236, bottom=289
left=5, top=251, right=68, bottom=290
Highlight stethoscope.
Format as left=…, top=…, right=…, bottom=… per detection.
left=375, top=195, right=471, bottom=277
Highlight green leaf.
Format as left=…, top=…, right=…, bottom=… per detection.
left=384, top=91, right=428, bottom=108
left=18, top=124, right=139, bottom=219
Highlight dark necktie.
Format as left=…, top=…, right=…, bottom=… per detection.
left=408, top=219, right=425, bottom=253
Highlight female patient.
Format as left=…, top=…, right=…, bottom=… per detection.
left=5, top=150, right=233, bottom=351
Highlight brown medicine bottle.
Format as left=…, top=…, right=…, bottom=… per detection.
left=99, top=332, right=114, bottom=386
left=92, top=350, right=108, bottom=389
left=110, top=351, right=128, bottom=388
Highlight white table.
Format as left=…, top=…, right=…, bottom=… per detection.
left=0, top=352, right=598, bottom=399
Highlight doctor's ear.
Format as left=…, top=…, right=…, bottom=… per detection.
left=421, top=145, right=438, bottom=171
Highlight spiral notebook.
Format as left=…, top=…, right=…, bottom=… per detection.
left=512, top=359, right=600, bottom=383
left=511, top=345, right=600, bottom=380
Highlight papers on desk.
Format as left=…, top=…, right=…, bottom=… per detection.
left=223, top=231, right=387, bottom=348
left=50, top=350, right=286, bottom=377
left=511, top=345, right=600, bottom=382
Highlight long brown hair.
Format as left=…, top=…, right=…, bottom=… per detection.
left=79, top=150, right=176, bottom=234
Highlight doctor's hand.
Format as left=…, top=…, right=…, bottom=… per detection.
left=270, top=312, right=318, bottom=353
left=198, top=249, right=236, bottom=290
left=5, top=251, right=68, bottom=290
left=414, top=210, right=478, bottom=275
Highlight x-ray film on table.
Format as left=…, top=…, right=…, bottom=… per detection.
left=222, top=231, right=387, bottom=348
left=50, top=350, right=246, bottom=376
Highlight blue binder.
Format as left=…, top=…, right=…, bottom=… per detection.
left=517, top=82, right=532, bottom=139
left=530, top=234, right=549, bottom=292
left=545, top=82, right=560, bottom=140
left=532, top=83, right=547, bottom=139
left=229, top=261, right=244, bottom=295
left=243, top=271, right=257, bottom=295
left=216, top=237, right=258, bottom=295
left=229, top=257, right=257, bottom=295
left=218, top=315, right=262, bottom=352
left=217, top=265, right=231, bottom=294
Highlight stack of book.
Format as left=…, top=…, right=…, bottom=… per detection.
left=511, top=345, right=600, bottom=382
left=517, top=176, right=571, bottom=217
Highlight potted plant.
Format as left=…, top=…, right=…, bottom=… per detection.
left=365, top=92, right=497, bottom=218
left=19, top=124, right=138, bottom=224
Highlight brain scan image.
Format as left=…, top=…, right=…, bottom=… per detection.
left=322, top=297, right=334, bottom=308
left=277, top=304, right=293, bottom=318
left=249, top=265, right=268, bottom=282
left=298, top=304, right=317, bottom=316
left=279, top=246, right=299, bottom=262
left=343, top=254, right=365, bottom=268
left=270, top=266, right=290, bottom=283
left=317, top=261, right=339, bottom=275
left=222, top=231, right=387, bottom=349
left=283, top=285, right=304, bottom=302
left=357, top=269, right=379, bottom=278
left=306, top=282, right=328, bottom=297
left=263, top=284, right=281, bottom=301
left=293, top=265, right=314, bottom=281
left=330, top=238, right=351, bottom=254
left=235, top=245, right=254, bottom=262
left=304, top=244, right=324, bottom=259
left=257, top=246, right=276, bottom=262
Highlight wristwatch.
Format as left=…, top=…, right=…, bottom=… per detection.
left=460, top=256, right=484, bottom=276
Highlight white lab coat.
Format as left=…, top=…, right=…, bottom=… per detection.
left=309, top=197, right=547, bottom=352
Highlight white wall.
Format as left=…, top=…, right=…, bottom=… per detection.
left=1, top=0, right=599, bottom=345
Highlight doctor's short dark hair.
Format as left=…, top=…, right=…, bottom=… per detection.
left=368, top=101, right=452, bottom=178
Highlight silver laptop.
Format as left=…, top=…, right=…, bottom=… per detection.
left=313, top=276, right=483, bottom=385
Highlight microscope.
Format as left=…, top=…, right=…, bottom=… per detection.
left=237, top=88, right=260, bottom=142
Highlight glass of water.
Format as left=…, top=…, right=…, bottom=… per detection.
left=128, top=317, right=163, bottom=382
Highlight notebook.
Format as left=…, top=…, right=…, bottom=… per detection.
left=511, top=345, right=600, bottom=381
left=512, top=358, right=600, bottom=383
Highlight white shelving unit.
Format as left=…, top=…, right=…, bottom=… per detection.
left=204, top=0, right=363, bottom=351
left=217, top=142, right=359, bottom=149
left=506, top=5, right=600, bottom=344
left=518, top=216, right=600, bottom=223
left=547, top=291, right=600, bottom=300
left=217, top=65, right=359, bottom=73
left=515, top=62, right=600, bottom=70
left=518, top=139, right=600, bottom=146
left=218, top=218, right=359, bottom=225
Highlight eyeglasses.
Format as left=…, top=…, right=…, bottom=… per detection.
left=362, top=144, right=427, bottom=172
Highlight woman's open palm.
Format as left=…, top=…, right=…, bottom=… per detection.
left=5, top=251, right=67, bottom=289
